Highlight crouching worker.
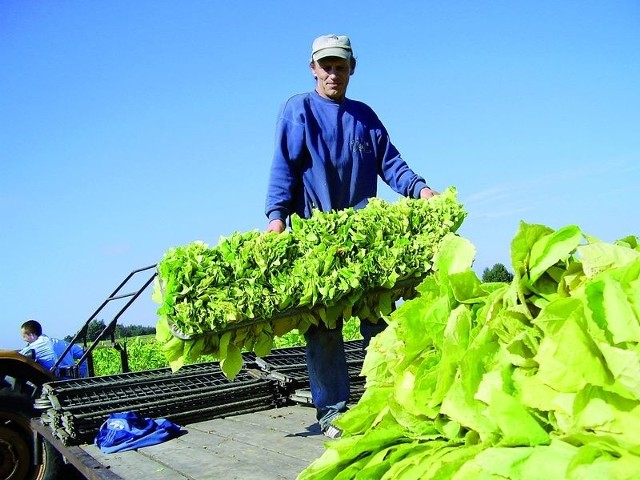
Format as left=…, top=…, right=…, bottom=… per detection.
left=19, top=319, right=88, bottom=379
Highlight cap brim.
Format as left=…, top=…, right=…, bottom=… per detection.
left=312, top=47, right=351, bottom=61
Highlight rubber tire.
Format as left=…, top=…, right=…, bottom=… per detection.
left=0, top=389, right=63, bottom=480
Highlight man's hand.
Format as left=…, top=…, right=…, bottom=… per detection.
left=266, top=219, right=286, bottom=233
left=419, top=187, right=439, bottom=199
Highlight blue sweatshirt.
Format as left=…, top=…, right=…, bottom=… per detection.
left=265, top=91, right=428, bottom=223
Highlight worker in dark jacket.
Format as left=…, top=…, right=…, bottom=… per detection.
left=264, top=34, right=438, bottom=438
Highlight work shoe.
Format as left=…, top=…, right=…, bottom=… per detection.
left=319, top=406, right=346, bottom=439
left=322, top=424, right=343, bottom=439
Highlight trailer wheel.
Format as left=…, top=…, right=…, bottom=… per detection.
left=0, top=390, right=63, bottom=480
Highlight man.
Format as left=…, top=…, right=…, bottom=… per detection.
left=264, top=34, right=438, bottom=438
left=19, top=319, right=88, bottom=378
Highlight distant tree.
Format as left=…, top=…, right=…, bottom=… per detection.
left=87, top=319, right=107, bottom=341
left=482, top=263, right=514, bottom=283
left=118, top=324, right=156, bottom=338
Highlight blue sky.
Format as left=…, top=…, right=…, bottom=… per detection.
left=2, top=1, right=638, bottom=349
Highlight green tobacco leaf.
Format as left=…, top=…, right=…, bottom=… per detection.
left=155, top=315, right=173, bottom=343
left=220, top=342, right=243, bottom=379
left=534, top=298, right=611, bottom=392
left=568, top=444, right=640, bottom=480
left=453, top=440, right=578, bottom=480
left=298, top=424, right=407, bottom=480
left=407, top=443, right=484, bottom=480
left=598, top=343, right=640, bottom=400
left=569, top=385, right=640, bottom=453
left=440, top=371, right=498, bottom=440
left=253, top=330, right=273, bottom=357
left=587, top=274, right=640, bottom=344
left=449, top=270, right=486, bottom=304
left=528, top=225, right=582, bottom=284
left=510, top=222, right=554, bottom=280
left=578, top=241, right=640, bottom=279
left=614, top=235, right=639, bottom=251
left=488, top=389, right=550, bottom=446
left=433, top=233, right=476, bottom=277
left=354, top=442, right=416, bottom=480
left=164, top=336, right=186, bottom=371
left=429, top=306, right=473, bottom=409
left=334, top=386, right=394, bottom=435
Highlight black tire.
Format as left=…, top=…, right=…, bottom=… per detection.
left=0, top=389, right=64, bottom=480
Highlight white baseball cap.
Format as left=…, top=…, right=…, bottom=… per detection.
left=311, top=34, right=352, bottom=62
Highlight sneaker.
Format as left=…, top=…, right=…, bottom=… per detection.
left=322, top=424, right=343, bottom=439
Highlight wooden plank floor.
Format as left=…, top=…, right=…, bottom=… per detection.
left=77, top=404, right=330, bottom=480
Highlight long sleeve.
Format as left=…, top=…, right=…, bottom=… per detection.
left=265, top=100, right=306, bottom=223
left=374, top=123, right=428, bottom=198
left=20, top=335, right=57, bottom=370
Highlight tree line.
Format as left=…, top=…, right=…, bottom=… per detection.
left=64, top=319, right=156, bottom=343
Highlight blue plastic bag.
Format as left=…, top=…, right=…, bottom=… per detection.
left=95, top=411, right=182, bottom=454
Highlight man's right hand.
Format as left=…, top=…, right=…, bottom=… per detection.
left=266, top=219, right=286, bottom=233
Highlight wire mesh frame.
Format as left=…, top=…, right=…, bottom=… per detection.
left=36, top=336, right=373, bottom=445
left=43, top=394, right=277, bottom=445
left=41, top=358, right=261, bottom=394
left=43, top=370, right=271, bottom=411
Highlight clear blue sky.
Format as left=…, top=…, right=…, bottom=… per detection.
left=2, top=1, right=638, bottom=349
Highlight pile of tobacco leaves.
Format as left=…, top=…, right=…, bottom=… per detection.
left=298, top=222, right=640, bottom=479
left=153, top=187, right=466, bottom=376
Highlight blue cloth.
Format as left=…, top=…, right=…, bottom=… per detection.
left=265, top=90, right=428, bottom=224
left=95, top=411, right=181, bottom=454
left=51, top=337, right=88, bottom=377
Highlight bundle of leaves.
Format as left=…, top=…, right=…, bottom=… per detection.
left=153, top=187, right=466, bottom=376
left=299, top=223, right=640, bottom=480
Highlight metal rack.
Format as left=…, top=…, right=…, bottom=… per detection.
left=37, top=361, right=275, bottom=445
left=255, top=340, right=367, bottom=406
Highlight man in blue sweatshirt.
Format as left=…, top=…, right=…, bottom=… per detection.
left=264, top=34, right=437, bottom=438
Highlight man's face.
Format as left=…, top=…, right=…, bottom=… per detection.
left=311, top=56, right=352, bottom=101
left=21, top=329, right=36, bottom=344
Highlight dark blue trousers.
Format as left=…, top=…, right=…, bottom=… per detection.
left=304, top=318, right=387, bottom=430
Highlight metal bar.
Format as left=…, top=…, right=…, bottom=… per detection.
left=32, top=419, right=124, bottom=480
left=53, top=265, right=158, bottom=373
left=104, top=292, right=136, bottom=301
left=77, top=269, right=158, bottom=367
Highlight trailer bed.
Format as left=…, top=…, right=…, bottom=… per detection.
left=34, top=404, right=328, bottom=480
left=32, top=342, right=367, bottom=479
